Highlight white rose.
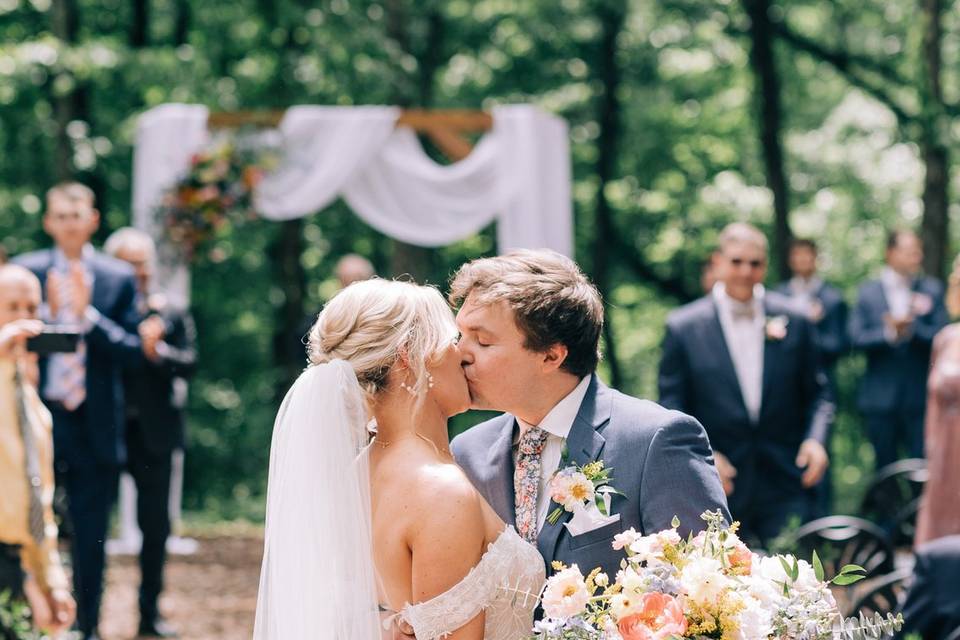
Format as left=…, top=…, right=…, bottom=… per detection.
left=680, top=556, right=729, bottom=605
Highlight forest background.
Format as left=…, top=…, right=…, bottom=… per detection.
left=1, top=0, right=957, bottom=523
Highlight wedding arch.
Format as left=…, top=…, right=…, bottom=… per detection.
left=131, top=103, right=573, bottom=307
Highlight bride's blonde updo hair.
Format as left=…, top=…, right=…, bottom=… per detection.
left=307, top=278, right=458, bottom=401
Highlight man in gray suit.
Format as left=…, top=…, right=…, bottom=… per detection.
left=449, top=250, right=729, bottom=580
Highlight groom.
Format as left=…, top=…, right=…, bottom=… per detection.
left=449, top=250, right=730, bottom=580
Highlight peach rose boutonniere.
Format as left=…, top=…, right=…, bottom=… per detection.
left=765, top=315, right=789, bottom=341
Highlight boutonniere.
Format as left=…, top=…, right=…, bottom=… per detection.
left=911, top=292, right=933, bottom=316
left=765, top=315, right=789, bottom=341
left=546, top=460, right=622, bottom=525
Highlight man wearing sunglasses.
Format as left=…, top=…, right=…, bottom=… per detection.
left=658, top=222, right=833, bottom=546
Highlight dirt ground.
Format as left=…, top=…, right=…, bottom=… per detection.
left=97, top=535, right=262, bottom=640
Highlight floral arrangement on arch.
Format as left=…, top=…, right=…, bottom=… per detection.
left=531, top=510, right=902, bottom=640
left=156, top=136, right=277, bottom=259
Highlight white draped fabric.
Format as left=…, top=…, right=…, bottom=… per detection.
left=132, top=103, right=572, bottom=307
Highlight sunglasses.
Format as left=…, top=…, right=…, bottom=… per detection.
left=728, top=257, right=766, bottom=269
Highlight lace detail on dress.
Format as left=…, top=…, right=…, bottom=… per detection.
left=401, top=527, right=545, bottom=640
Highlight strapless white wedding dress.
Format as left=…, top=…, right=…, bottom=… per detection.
left=400, top=526, right=546, bottom=640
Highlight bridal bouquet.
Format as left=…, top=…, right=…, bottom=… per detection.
left=531, top=511, right=902, bottom=640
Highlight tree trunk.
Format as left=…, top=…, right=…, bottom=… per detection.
left=385, top=0, right=438, bottom=281
left=173, top=0, right=190, bottom=46
left=591, top=0, right=627, bottom=389
left=920, top=0, right=949, bottom=280
left=51, top=0, right=79, bottom=181
left=744, top=0, right=792, bottom=280
left=130, top=0, right=149, bottom=47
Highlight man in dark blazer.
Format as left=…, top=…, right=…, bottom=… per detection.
left=449, top=250, right=729, bottom=582
left=106, top=228, right=197, bottom=639
left=14, top=182, right=142, bottom=640
left=659, top=223, right=834, bottom=546
left=850, top=230, right=948, bottom=471
left=899, top=535, right=960, bottom=640
left=775, top=238, right=849, bottom=517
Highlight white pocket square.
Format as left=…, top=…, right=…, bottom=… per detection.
left=563, top=503, right=621, bottom=536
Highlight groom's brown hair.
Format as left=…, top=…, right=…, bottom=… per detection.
left=448, top=249, right=603, bottom=377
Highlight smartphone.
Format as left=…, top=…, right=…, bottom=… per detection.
left=26, top=326, right=82, bottom=354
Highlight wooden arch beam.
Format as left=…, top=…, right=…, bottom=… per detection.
left=206, top=109, right=492, bottom=162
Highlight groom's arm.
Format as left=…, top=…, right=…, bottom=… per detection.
left=638, top=414, right=730, bottom=538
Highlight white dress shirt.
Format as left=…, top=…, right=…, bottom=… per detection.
left=514, top=375, right=592, bottom=532
left=880, top=267, right=914, bottom=344
left=789, top=276, right=823, bottom=316
left=713, top=283, right=765, bottom=423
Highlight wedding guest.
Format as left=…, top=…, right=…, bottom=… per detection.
left=898, top=535, right=960, bottom=640
left=914, top=254, right=960, bottom=546
left=106, top=228, right=197, bottom=639
left=774, top=238, right=848, bottom=517
left=0, top=265, right=75, bottom=637
left=659, top=223, right=833, bottom=545
left=849, top=229, right=948, bottom=471
left=14, top=182, right=142, bottom=640
left=334, top=253, right=375, bottom=289
left=700, top=250, right=723, bottom=295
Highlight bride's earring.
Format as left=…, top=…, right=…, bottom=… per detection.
left=399, top=380, right=418, bottom=396
left=428, top=374, right=435, bottom=389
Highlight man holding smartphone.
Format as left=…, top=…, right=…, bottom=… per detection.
left=0, top=264, right=76, bottom=637
left=14, top=182, right=142, bottom=640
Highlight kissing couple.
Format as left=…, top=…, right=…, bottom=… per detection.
left=253, top=249, right=730, bottom=640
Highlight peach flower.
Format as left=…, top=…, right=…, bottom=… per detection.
left=616, top=592, right=687, bottom=640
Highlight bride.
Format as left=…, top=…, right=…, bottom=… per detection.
left=253, top=279, right=545, bottom=639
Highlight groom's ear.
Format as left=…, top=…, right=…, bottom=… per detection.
left=540, top=343, right=569, bottom=373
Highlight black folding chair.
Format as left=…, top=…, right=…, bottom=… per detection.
left=848, top=567, right=911, bottom=618
left=790, top=515, right=896, bottom=578
left=859, top=459, right=928, bottom=546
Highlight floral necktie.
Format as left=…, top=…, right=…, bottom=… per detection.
left=514, top=426, right=549, bottom=544
left=14, top=364, right=45, bottom=544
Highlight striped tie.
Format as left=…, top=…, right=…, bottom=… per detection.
left=14, top=364, right=46, bottom=545
left=55, top=266, right=86, bottom=410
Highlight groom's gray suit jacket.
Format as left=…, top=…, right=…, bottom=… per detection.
left=450, top=374, right=730, bottom=580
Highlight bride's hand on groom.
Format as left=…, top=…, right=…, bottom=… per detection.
left=713, top=451, right=737, bottom=496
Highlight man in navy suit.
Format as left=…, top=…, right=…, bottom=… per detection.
left=659, top=223, right=834, bottom=546
left=15, top=182, right=142, bottom=640
left=899, top=535, right=960, bottom=640
left=850, top=230, right=948, bottom=471
left=449, top=250, right=729, bottom=582
left=775, top=238, right=849, bottom=517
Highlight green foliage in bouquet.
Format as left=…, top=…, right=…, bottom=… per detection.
left=0, top=590, right=41, bottom=640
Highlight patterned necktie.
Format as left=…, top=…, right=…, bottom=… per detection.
left=54, top=266, right=86, bottom=410
left=514, top=426, right=549, bottom=544
left=13, top=364, right=46, bottom=545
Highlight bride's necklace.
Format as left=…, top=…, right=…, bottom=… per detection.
left=374, top=432, right=453, bottom=459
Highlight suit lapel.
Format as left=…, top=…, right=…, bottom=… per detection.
left=488, top=415, right=517, bottom=527
left=536, top=376, right=609, bottom=565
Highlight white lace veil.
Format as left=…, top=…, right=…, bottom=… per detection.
left=253, top=359, right=381, bottom=639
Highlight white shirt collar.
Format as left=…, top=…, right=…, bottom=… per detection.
left=712, top=282, right=765, bottom=313
left=881, top=266, right=912, bottom=289
left=53, top=243, right=94, bottom=268
left=790, top=276, right=822, bottom=295
left=517, top=375, right=592, bottom=440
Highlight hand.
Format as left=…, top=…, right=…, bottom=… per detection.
left=807, top=301, right=824, bottom=323
left=884, top=313, right=914, bottom=340
left=45, top=270, right=62, bottom=318
left=44, top=587, right=76, bottom=635
left=0, top=319, right=44, bottom=357
left=713, top=450, right=737, bottom=496
left=139, top=316, right=165, bottom=361
left=23, top=576, right=52, bottom=629
left=68, top=263, right=91, bottom=318
left=796, top=438, right=829, bottom=488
